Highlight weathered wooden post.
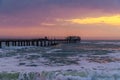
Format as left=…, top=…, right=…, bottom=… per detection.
left=53, top=39, right=56, bottom=45
left=31, top=40, right=35, bottom=46
left=28, top=41, right=30, bottom=46
left=39, top=40, right=41, bottom=46
left=0, top=41, right=1, bottom=48
left=14, top=41, right=17, bottom=46
left=6, top=41, right=10, bottom=47
left=48, top=40, right=50, bottom=46
left=26, top=40, right=28, bottom=46
left=5, top=41, right=7, bottom=46
left=49, top=40, right=52, bottom=45
left=42, top=40, right=44, bottom=47
left=24, top=40, right=26, bottom=46
left=18, top=41, right=21, bottom=46
left=23, top=41, right=25, bottom=46
left=8, top=41, right=10, bottom=47
left=36, top=40, right=39, bottom=46
left=51, top=40, right=53, bottom=45
left=28, top=40, right=30, bottom=46
left=26, top=40, right=30, bottom=46
left=43, top=40, right=45, bottom=47
left=20, top=41, right=22, bottom=46
left=12, top=41, right=15, bottom=46
left=46, top=40, right=49, bottom=46
left=12, top=41, right=14, bottom=46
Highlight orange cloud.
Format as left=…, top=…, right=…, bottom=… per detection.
left=63, top=15, right=120, bottom=25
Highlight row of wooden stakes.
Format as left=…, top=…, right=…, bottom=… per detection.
left=0, top=36, right=81, bottom=48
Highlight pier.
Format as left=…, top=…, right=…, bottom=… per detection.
left=0, top=36, right=81, bottom=48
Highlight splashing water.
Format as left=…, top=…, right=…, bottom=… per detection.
left=0, top=41, right=120, bottom=79
left=0, top=70, right=119, bottom=80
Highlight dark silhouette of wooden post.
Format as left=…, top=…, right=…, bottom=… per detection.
left=40, top=40, right=42, bottom=46
left=8, top=41, right=10, bottom=47
left=44, top=37, right=48, bottom=47
left=5, top=41, right=7, bottom=46
left=53, top=39, right=56, bottom=45
left=14, top=41, right=17, bottom=46
left=28, top=41, right=30, bottom=46
left=32, top=40, right=35, bottom=46
left=19, top=41, right=22, bottom=46
left=36, top=40, right=39, bottom=46
left=49, top=40, right=52, bottom=45
left=0, top=36, right=81, bottom=48
left=6, top=41, right=10, bottom=47
left=48, top=40, right=50, bottom=46
left=23, top=41, right=26, bottom=46
left=51, top=40, right=54, bottom=45
left=26, top=41, right=28, bottom=46
left=43, top=40, right=45, bottom=47
left=11, top=41, right=13, bottom=46
left=12, top=41, right=14, bottom=46
left=0, top=41, right=1, bottom=48
left=46, top=40, right=48, bottom=46
left=42, top=40, right=44, bottom=47
left=26, top=40, right=30, bottom=46
left=18, top=41, right=21, bottom=46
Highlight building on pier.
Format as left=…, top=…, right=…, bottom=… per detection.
left=65, top=36, right=81, bottom=43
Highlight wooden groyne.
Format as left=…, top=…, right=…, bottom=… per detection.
left=0, top=36, right=81, bottom=48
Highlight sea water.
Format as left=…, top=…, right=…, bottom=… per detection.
left=0, top=40, right=120, bottom=80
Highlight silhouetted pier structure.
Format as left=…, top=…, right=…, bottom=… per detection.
left=0, top=36, right=81, bottom=48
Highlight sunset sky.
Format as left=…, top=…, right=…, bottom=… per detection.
left=0, top=0, right=120, bottom=40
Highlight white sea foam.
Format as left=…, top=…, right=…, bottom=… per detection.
left=0, top=41, right=119, bottom=79
left=46, top=49, right=62, bottom=53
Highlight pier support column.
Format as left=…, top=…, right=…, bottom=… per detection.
left=23, top=41, right=26, bottom=46
left=50, top=40, right=53, bottom=45
left=14, top=41, right=17, bottom=46
left=31, top=41, right=34, bottom=46
left=26, top=41, right=30, bottom=46
left=43, top=40, right=46, bottom=47
left=6, top=41, right=10, bottom=47
left=29, top=41, right=31, bottom=46
left=28, top=41, right=30, bottom=46
left=36, top=40, right=39, bottom=46
left=12, top=41, right=14, bottom=46
left=40, top=41, right=44, bottom=47
left=5, top=41, right=7, bottom=46
left=26, top=41, right=28, bottom=46
left=18, top=41, right=21, bottom=46
left=0, top=41, right=1, bottom=48
left=48, top=40, right=50, bottom=46
left=20, top=41, right=22, bottom=46
left=46, top=40, right=49, bottom=46
left=40, top=41, right=42, bottom=47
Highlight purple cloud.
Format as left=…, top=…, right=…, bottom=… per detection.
left=0, top=0, right=120, bottom=14
left=0, top=0, right=120, bottom=27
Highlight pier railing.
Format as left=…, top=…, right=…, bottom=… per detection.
left=0, top=36, right=81, bottom=48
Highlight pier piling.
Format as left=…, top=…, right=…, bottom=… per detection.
left=0, top=41, right=1, bottom=48
left=0, top=36, right=81, bottom=48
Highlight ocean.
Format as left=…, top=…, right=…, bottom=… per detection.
left=0, top=40, right=120, bottom=80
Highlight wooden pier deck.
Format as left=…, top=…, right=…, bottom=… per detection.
left=0, top=36, right=81, bottom=48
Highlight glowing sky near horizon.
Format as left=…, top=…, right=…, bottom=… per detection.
left=0, top=0, right=120, bottom=39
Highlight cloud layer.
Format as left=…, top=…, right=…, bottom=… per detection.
left=0, top=0, right=120, bottom=39
left=64, top=15, right=120, bottom=25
